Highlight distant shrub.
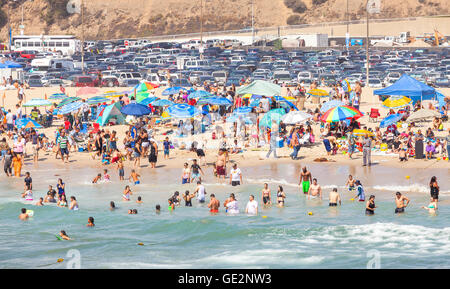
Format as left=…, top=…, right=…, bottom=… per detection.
left=312, top=0, right=328, bottom=5
left=286, top=14, right=303, bottom=25
left=284, top=0, right=307, bottom=14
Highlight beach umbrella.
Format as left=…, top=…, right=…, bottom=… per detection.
left=281, top=111, right=312, bottom=125
left=102, top=91, right=123, bottom=98
left=250, top=98, right=272, bottom=107
left=134, top=82, right=158, bottom=92
left=320, top=100, right=344, bottom=113
left=352, top=129, right=374, bottom=137
left=166, top=104, right=201, bottom=118
left=406, top=109, right=441, bottom=123
left=307, top=89, right=329, bottom=97
left=136, top=92, right=150, bottom=103
left=278, top=99, right=298, bottom=111
left=160, top=111, right=171, bottom=120
left=382, top=96, right=412, bottom=109
left=58, top=101, right=84, bottom=115
left=152, top=99, right=174, bottom=107
left=16, top=118, right=43, bottom=129
left=49, top=93, right=67, bottom=100
left=226, top=114, right=253, bottom=125
left=138, top=96, right=158, bottom=106
left=259, top=108, right=286, bottom=128
left=242, top=93, right=262, bottom=99
left=236, top=80, right=281, bottom=97
left=380, top=114, right=404, bottom=128
left=341, top=79, right=351, bottom=92
left=87, top=96, right=110, bottom=105
left=198, top=97, right=232, bottom=106
left=23, top=98, right=52, bottom=107
left=57, top=96, right=81, bottom=108
left=120, top=102, right=152, bottom=116
left=188, top=90, right=213, bottom=99
left=76, top=87, right=99, bottom=96
left=320, top=105, right=363, bottom=123
left=233, top=106, right=253, bottom=115
left=162, top=87, right=183, bottom=96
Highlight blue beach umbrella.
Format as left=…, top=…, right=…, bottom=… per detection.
left=16, top=118, right=43, bottom=129
left=233, top=106, right=253, bottom=115
left=87, top=96, right=110, bottom=105
left=120, top=102, right=152, bottom=116
left=58, top=101, right=84, bottom=115
left=166, top=104, right=201, bottom=118
left=138, top=96, right=158, bottom=106
left=151, top=99, right=174, bottom=107
left=226, top=114, right=253, bottom=125
left=320, top=100, right=345, bottom=113
left=162, top=87, right=183, bottom=96
left=198, top=97, right=232, bottom=106
left=380, top=114, right=404, bottom=128
left=188, top=90, right=213, bottom=99
left=49, top=93, right=67, bottom=100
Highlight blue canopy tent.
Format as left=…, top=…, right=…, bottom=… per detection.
left=373, top=74, right=436, bottom=103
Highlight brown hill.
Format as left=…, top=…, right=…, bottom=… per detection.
left=0, top=0, right=448, bottom=40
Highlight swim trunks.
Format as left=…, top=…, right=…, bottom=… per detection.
left=302, top=181, right=310, bottom=194
left=231, top=181, right=240, bottom=186
left=216, top=165, right=226, bottom=176
left=134, top=181, right=140, bottom=185
left=182, top=178, right=190, bottom=184
left=395, top=207, right=405, bottom=214
left=119, top=169, right=124, bottom=177
left=329, top=203, right=337, bottom=206
left=210, top=209, right=219, bottom=213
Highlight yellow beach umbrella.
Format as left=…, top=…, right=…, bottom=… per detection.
left=242, top=94, right=253, bottom=98
left=352, top=129, right=374, bottom=137
left=160, top=111, right=171, bottom=120
left=307, top=89, right=329, bottom=97
left=283, top=96, right=296, bottom=101
left=382, top=96, right=412, bottom=109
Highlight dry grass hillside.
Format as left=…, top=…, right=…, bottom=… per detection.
left=0, top=0, right=448, bottom=40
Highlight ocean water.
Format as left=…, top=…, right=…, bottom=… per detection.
left=0, top=162, right=449, bottom=269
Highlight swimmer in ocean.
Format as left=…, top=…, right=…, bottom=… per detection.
left=69, top=196, right=79, bottom=210
left=35, top=197, right=44, bottom=206
left=129, top=170, right=141, bottom=185
left=208, top=193, right=220, bottom=214
left=394, top=192, right=410, bottom=214
left=168, top=199, right=175, bottom=212
left=92, top=173, right=102, bottom=184
left=346, top=175, right=356, bottom=192
left=276, top=186, right=286, bottom=208
left=308, top=178, right=322, bottom=200
left=136, top=196, right=143, bottom=204
left=328, top=188, right=341, bottom=206
left=110, top=201, right=116, bottom=210
left=21, top=189, right=33, bottom=201
left=59, top=230, right=71, bottom=240
left=87, top=217, right=95, bottom=227
left=155, top=204, right=161, bottom=214
left=122, top=186, right=132, bottom=201
left=19, top=208, right=29, bottom=220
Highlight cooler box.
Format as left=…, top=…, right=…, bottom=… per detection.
left=277, top=137, right=284, bottom=148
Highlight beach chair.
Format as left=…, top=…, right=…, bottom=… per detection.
left=369, top=108, right=380, bottom=122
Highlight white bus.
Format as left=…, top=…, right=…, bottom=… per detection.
left=11, top=35, right=81, bottom=56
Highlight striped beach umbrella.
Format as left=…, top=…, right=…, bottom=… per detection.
left=233, top=106, right=253, bottom=115
left=58, top=101, right=84, bottom=115
left=49, top=93, right=67, bottom=100
left=57, top=97, right=81, bottom=108
left=320, top=105, right=363, bottom=123
left=382, top=96, right=412, bottom=109
left=166, top=104, right=201, bottom=118
left=23, top=98, right=52, bottom=107
left=198, top=97, right=232, bottom=106
left=162, top=87, right=183, bottom=96
left=188, top=90, right=213, bottom=99
left=87, top=96, right=110, bottom=105
left=138, top=96, right=158, bottom=106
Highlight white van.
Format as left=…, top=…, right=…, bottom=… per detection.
left=185, top=59, right=209, bottom=69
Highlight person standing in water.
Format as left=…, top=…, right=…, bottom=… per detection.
left=194, top=181, right=206, bottom=204
left=276, top=186, right=286, bottom=207
left=261, top=183, right=272, bottom=206
left=346, top=175, right=356, bottom=192
left=329, top=188, right=341, bottom=206
left=208, top=193, right=220, bottom=214
left=308, top=178, right=322, bottom=200
left=365, top=195, right=376, bottom=215
left=299, top=167, right=312, bottom=194
left=429, top=176, right=439, bottom=202
left=229, top=163, right=243, bottom=186
left=422, top=197, right=438, bottom=215
left=394, top=192, right=410, bottom=214
left=245, top=195, right=258, bottom=215
left=354, top=180, right=365, bottom=202
left=225, top=193, right=239, bottom=215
